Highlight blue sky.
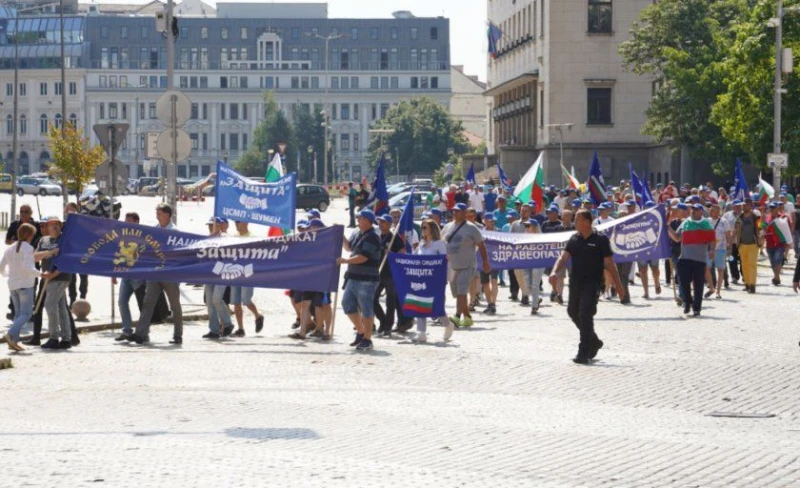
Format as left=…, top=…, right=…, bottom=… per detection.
left=102, top=0, right=488, bottom=80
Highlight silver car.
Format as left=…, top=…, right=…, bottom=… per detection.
left=16, top=177, right=63, bottom=196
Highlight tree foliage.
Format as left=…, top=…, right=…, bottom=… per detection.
left=366, top=97, right=472, bottom=175
left=290, top=104, right=325, bottom=182
left=235, top=91, right=294, bottom=177
left=47, top=124, right=105, bottom=199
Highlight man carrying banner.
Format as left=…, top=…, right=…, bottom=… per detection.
left=442, top=203, right=491, bottom=328
left=131, top=203, right=184, bottom=345
left=375, top=214, right=407, bottom=337
left=550, top=209, right=626, bottom=364
left=337, top=209, right=382, bottom=351
left=668, top=204, right=716, bottom=316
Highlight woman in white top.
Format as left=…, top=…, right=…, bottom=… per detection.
left=1, top=223, right=41, bottom=351
left=412, top=219, right=454, bottom=343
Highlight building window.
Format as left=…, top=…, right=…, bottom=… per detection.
left=202, top=103, right=208, bottom=119
left=292, top=26, right=300, bottom=39
left=109, top=103, right=118, bottom=119
left=220, top=133, right=226, bottom=151
left=230, top=103, right=239, bottom=120
left=420, top=77, right=428, bottom=89
left=411, top=27, right=418, bottom=40
left=340, top=134, right=350, bottom=151
left=229, top=133, right=239, bottom=151
left=430, top=27, right=438, bottom=39
left=264, top=77, right=274, bottom=89
left=332, top=104, right=338, bottom=120
left=5, top=115, right=11, bottom=135
left=121, top=103, right=127, bottom=119
left=101, top=26, right=108, bottom=38
left=331, top=77, right=339, bottom=89
left=351, top=77, right=359, bottom=89
left=341, top=104, right=350, bottom=120
left=380, top=103, right=389, bottom=119
left=190, top=133, right=199, bottom=150
left=201, top=27, right=208, bottom=39
left=221, top=104, right=226, bottom=120
left=240, top=27, right=248, bottom=39
left=380, top=76, right=389, bottom=89
left=411, top=77, right=419, bottom=89
left=391, top=77, right=399, bottom=89
left=431, top=76, right=438, bottom=89
left=139, top=103, right=145, bottom=120
left=221, top=27, right=228, bottom=39
left=243, top=133, right=248, bottom=150
left=191, top=103, right=198, bottom=120
left=181, top=27, right=188, bottom=39
left=99, top=103, right=105, bottom=119
left=588, top=0, right=613, bottom=34
left=371, top=77, right=379, bottom=89
left=68, top=113, right=76, bottom=127
left=242, top=104, right=248, bottom=120
left=141, top=26, right=148, bottom=38
left=351, top=27, right=358, bottom=40
left=149, top=102, right=156, bottom=119
left=40, top=114, right=48, bottom=134
left=40, top=82, right=47, bottom=96
left=20, top=114, right=27, bottom=134
left=202, top=133, right=208, bottom=150
left=341, top=77, right=349, bottom=89
left=221, top=77, right=228, bottom=89
left=301, top=76, right=309, bottom=89
left=587, top=87, right=612, bottom=125
left=353, top=133, right=360, bottom=150
left=291, top=77, right=299, bottom=89
left=371, top=27, right=379, bottom=39
left=5, top=83, right=12, bottom=97
left=19, top=83, right=26, bottom=97
left=391, top=27, right=398, bottom=40
left=371, top=104, right=377, bottom=120
left=121, top=26, right=128, bottom=38
left=311, top=77, right=319, bottom=89
left=69, top=82, right=77, bottom=95
left=200, top=76, right=208, bottom=88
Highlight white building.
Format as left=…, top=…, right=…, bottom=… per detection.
left=450, top=65, right=487, bottom=145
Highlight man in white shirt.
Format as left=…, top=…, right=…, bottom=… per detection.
left=708, top=203, right=732, bottom=298
left=468, top=185, right=485, bottom=213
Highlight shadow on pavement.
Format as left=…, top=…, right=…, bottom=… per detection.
left=224, top=427, right=319, bottom=441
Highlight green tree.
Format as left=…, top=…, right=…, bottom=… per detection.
left=711, top=0, right=800, bottom=174
left=235, top=91, right=294, bottom=177
left=366, top=97, right=472, bottom=175
left=619, top=0, right=749, bottom=172
left=291, top=104, right=325, bottom=182
left=47, top=124, right=105, bottom=202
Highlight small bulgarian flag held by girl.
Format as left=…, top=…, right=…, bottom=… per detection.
left=680, top=218, right=716, bottom=245
left=757, top=174, right=775, bottom=206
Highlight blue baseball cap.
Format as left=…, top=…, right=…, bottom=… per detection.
left=484, top=213, right=494, bottom=221
left=625, top=200, right=637, bottom=207
left=307, top=209, right=321, bottom=218
left=692, top=203, right=704, bottom=211
left=644, top=201, right=656, bottom=208
left=497, top=194, right=507, bottom=201
left=572, top=199, right=582, bottom=206
left=524, top=219, right=540, bottom=227
left=733, top=199, right=743, bottom=205
left=690, top=195, right=701, bottom=202
left=378, top=214, right=393, bottom=224
left=297, top=220, right=310, bottom=229
left=207, top=216, right=226, bottom=225
left=309, top=218, right=325, bottom=228
left=547, top=205, right=560, bottom=213
left=429, top=208, right=443, bottom=216
left=780, top=192, right=788, bottom=197
left=421, top=212, right=430, bottom=219
left=454, top=203, right=468, bottom=211
left=506, top=210, right=519, bottom=219
left=599, top=202, right=613, bottom=210
left=527, top=200, right=537, bottom=207
left=559, top=189, right=567, bottom=195
left=769, top=202, right=779, bottom=209
left=676, top=203, right=688, bottom=211
left=358, top=209, right=376, bottom=223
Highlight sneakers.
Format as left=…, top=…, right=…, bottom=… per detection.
left=704, top=289, right=714, bottom=299
left=556, top=294, right=564, bottom=305
left=4, top=334, right=23, bottom=352
left=222, top=326, right=234, bottom=337
left=291, top=318, right=301, bottom=329
left=483, top=304, right=496, bottom=315
left=233, top=329, right=246, bottom=337
left=520, top=296, right=530, bottom=306
left=255, top=316, right=264, bottom=333
left=202, top=332, right=221, bottom=340
left=412, top=332, right=427, bottom=343
left=40, top=339, right=60, bottom=349
left=589, top=339, right=604, bottom=359
left=572, top=355, right=591, bottom=365
left=460, top=316, right=474, bottom=327
left=443, top=320, right=454, bottom=341
left=449, top=315, right=462, bottom=328
left=530, top=307, right=539, bottom=315
left=355, top=338, right=374, bottom=351
left=509, top=295, right=518, bottom=302
left=58, top=340, right=72, bottom=350
left=23, top=338, right=40, bottom=346
left=349, top=333, right=364, bottom=347
left=169, top=337, right=183, bottom=345
left=115, top=333, right=132, bottom=342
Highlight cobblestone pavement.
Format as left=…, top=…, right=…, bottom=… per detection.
left=2, top=194, right=800, bottom=487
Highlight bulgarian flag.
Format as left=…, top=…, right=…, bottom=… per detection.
left=265, top=153, right=289, bottom=236
left=561, top=164, right=580, bottom=190
left=514, top=152, right=545, bottom=210
left=403, top=294, right=434, bottom=314
left=680, top=218, right=715, bottom=245
left=757, top=173, right=775, bottom=205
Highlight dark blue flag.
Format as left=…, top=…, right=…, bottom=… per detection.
left=53, top=214, right=343, bottom=292
left=733, top=158, right=749, bottom=201
left=629, top=163, right=647, bottom=207
left=488, top=22, right=503, bottom=59
left=389, top=253, right=447, bottom=318
left=465, top=163, right=476, bottom=190
left=366, top=155, right=390, bottom=216
left=587, top=151, right=606, bottom=205
left=214, top=161, right=296, bottom=229
left=398, top=188, right=415, bottom=253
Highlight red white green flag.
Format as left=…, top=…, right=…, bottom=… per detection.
left=757, top=174, right=775, bottom=205
left=265, top=153, right=289, bottom=236
left=513, top=152, right=545, bottom=210
left=680, top=218, right=715, bottom=245
left=561, top=164, right=580, bottom=190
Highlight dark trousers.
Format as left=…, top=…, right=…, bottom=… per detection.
left=728, top=244, right=741, bottom=281
left=509, top=268, right=520, bottom=298
left=665, top=258, right=672, bottom=284
left=567, top=282, right=601, bottom=357
left=68, top=274, right=88, bottom=304
left=678, top=259, right=706, bottom=313
left=374, top=278, right=404, bottom=330
left=615, top=262, right=633, bottom=300
left=348, top=204, right=356, bottom=227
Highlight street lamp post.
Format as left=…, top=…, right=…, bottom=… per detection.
left=770, top=2, right=800, bottom=191
left=307, top=145, right=315, bottom=183
left=545, top=123, right=574, bottom=184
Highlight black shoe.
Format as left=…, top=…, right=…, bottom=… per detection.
left=255, top=316, right=264, bottom=333
left=395, top=321, right=414, bottom=334
left=58, top=340, right=72, bottom=350
left=509, top=295, right=518, bottom=302
left=130, top=334, right=146, bottom=345
left=40, top=339, right=60, bottom=349
left=233, top=329, right=246, bottom=337
left=169, top=337, right=183, bottom=345
left=115, top=333, right=131, bottom=342
left=291, top=319, right=301, bottom=329
left=556, top=294, right=564, bottom=305
left=620, top=297, right=631, bottom=305
left=550, top=291, right=557, bottom=302
left=704, top=289, right=714, bottom=299
left=683, top=305, right=691, bottom=314
left=5, top=312, right=13, bottom=320
left=23, top=338, right=41, bottom=346
left=693, top=311, right=701, bottom=317
left=530, top=307, right=538, bottom=315
left=572, top=356, right=591, bottom=365
left=589, top=339, right=604, bottom=359
left=349, top=333, right=364, bottom=347
left=381, top=329, right=391, bottom=338
left=71, top=336, right=80, bottom=346
left=202, top=332, right=221, bottom=340
left=222, top=326, right=234, bottom=337
left=520, top=297, right=530, bottom=306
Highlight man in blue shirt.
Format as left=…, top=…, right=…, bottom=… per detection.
left=493, top=195, right=509, bottom=229
left=484, top=186, right=498, bottom=214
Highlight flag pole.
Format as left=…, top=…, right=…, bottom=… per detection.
left=378, top=225, right=401, bottom=275
left=330, top=290, right=339, bottom=338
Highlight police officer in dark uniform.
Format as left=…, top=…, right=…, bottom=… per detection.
left=550, top=209, right=626, bottom=364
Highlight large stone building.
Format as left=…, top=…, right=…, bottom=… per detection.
left=486, top=0, right=673, bottom=186
left=0, top=2, right=452, bottom=182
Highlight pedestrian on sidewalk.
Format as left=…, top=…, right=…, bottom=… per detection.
left=521, top=219, right=545, bottom=315
left=231, top=221, right=264, bottom=337
left=38, top=216, right=74, bottom=350
left=374, top=214, right=406, bottom=337
left=347, top=182, right=357, bottom=228
left=479, top=214, right=499, bottom=315
left=115, top=212, right=145, bottom=342
left=5, top=204, right=41, bottom=320
left=442, top=203, right=490, bottom=328
left=669, top=204, right=716, bottom=317
left=550, top=209, right=625, bottom=364
left=131, top=203, right=184, bottom=345
left=202, top=217, right=234, bottom=340
left=708, top=203, right=732, bottom=299
left=764, top=202, right=793, bottom=286
left=1, top=223, right=40, bottom=351
left=337, top=209, right=382, bottom=351
left=412, top=218, right=454, bottom=343
left=734, top=199, right=763, bottom=293
left=615, top=200, right=637, bottom=304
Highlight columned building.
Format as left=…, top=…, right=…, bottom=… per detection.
left=486, top=0, right=673, bottom=186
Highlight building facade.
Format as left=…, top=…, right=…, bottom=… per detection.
left=450, top=65, right=488, bottom=144
left=82, top=3, right=451, bottom=180
left=486, top=0, right=673, bottom=186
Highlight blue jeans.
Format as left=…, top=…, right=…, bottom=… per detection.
left=342, top=279, right=378, bottom=318
left=118, top=278, right=144, bottom=335
left=206, top=284, right=233, bottom=334
left=8, top=287, right=34, bottom=341
left=231, top=286, right=254, bottom=306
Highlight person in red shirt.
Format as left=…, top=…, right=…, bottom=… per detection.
left=445, top=184, right=457, bottom=211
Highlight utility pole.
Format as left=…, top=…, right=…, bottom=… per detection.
left=545, top=123, right=573, bottom=183
left=165, top=0, right=177, bottom=222
left=10, top=6, right=19, bottom=219
left=774, top=0, right=783, bottom=192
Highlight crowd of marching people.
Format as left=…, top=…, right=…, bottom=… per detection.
left=2, top=175, right=798, bottom=363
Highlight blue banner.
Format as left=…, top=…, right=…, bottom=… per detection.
left=389, top=253, right=447, bottom=318
left=482, top=205, right=671, bottom=269
left=54, top=215, right=343, bottom=292
left=214, top=161, right=297, bottom=229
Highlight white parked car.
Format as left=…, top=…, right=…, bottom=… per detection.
left=16, top=177, right=62, bottom=196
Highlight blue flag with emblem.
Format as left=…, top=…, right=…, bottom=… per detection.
left=497, top=163, right=513, bottom=194
left=465, top=163, right=476, bottom=190
left=587, top=151, right=606, bottom=206
left=733, top=157, right=749, bottom=201
left=53, top=214, right=343, bottom=292
left=214, top=161, right=297, bottom=229
left=389, top=253, right=447, bottom=318
left=629, top=163, right=647, bottom=207
left=397, top=188, right=415, bottom=253
left=365, top=155, right=390, bottom=216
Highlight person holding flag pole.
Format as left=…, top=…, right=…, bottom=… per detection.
left=374, top=191, right=414, bottom=337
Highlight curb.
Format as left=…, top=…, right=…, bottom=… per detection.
left=1, top=313, right=210, bottom=345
